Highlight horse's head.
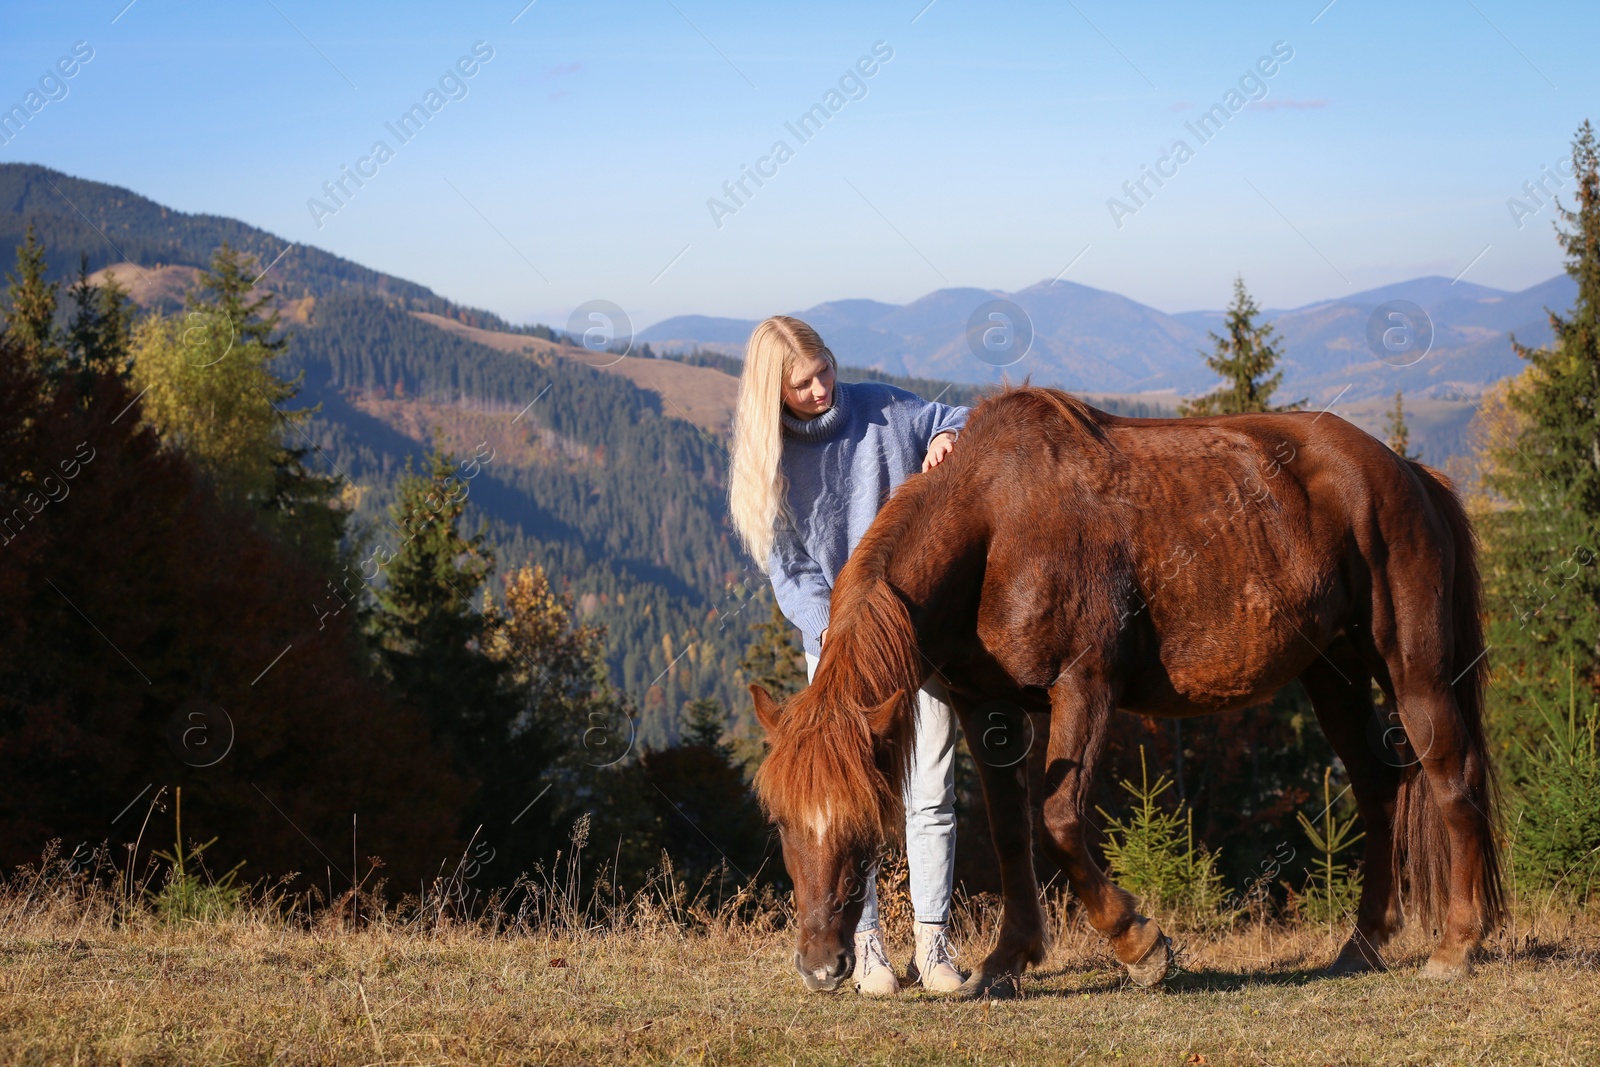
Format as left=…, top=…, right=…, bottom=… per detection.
left=750, top=681, right=907, bottom=992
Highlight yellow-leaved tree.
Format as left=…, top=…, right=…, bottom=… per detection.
left=128, top=306, right=286, bottom=504
left=128, top=243, right=344, bottom=571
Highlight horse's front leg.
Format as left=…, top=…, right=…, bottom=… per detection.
left=1038, top=674, right=1173, bottom=987
left=954, top=699, right=1048, bottom=998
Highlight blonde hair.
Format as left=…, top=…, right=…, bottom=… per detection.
left=729, top=315, right=837, bottom=569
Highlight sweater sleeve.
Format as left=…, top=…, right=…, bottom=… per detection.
left=927, top=400, right=969, bottom=443
left=768, top=522, right=833, bottom=643
left=889, top=384, right=968, bottom=448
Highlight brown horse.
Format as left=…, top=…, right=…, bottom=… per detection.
left=751, top=386, right=1502, bottom=996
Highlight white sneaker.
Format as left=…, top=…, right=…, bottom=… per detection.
left=852, top=928, right=900, bottom=996
left=907, top=921, right=965, bottom=992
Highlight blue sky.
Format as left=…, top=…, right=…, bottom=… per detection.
left=2, top=0, right=1593, bottom=330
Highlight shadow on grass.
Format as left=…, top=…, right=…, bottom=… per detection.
left=1160, top=964, right=1339, bottom=994
left=1011, top=951, right=1365, bottom=999
left=1007, top=967, right=1340, bottom=999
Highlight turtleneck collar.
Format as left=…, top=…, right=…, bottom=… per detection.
left=780, top=380, right=851, bottom=442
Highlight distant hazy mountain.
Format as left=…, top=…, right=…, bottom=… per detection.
left=642, top=273, right=1577, bottom=403
left=1264, top=275, right=1575, bottom=402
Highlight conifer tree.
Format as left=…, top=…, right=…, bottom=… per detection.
left=199, top=245, right=344, bottom=568
left=187, top=240, right=286, bottom=354
left=65, top=254, right=134, bottom=394
left=374, top=449, right=503, bottom=720
left=682, top=697, right=728, bottom=750
left=2, top=224, right=63, bottom=379
left=1179, top=276, right=1303, bottom=416
left=1385, top=388, right=1419, bottom=461
left=1485, top=119, right=1600, bottom=711
left=373, top=449, right=527, bottom=866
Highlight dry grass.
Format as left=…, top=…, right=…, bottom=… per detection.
left=3, top=857, right=1597, bottom=1067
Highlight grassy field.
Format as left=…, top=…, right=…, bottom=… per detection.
left=3, top=877, right=1597, bottom=1067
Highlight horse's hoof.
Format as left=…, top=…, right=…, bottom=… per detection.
left=957, top=971, right=1020, bottom=1000
left=1326, top=938, right=1387, bottom=977
left=1421, top=955, right=1472, bottom=980
left=1125, top=933, right=1174, bottom=988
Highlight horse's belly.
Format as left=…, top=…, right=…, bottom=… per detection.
left=1134, top=578, right=1318, bottom=712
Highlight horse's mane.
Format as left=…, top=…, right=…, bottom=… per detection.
left=753, top=575, right=922, bottom=846
left=752, top=386, right=1109, bottom=845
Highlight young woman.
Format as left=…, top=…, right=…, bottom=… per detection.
left=729, top=315, right=968, bottom=996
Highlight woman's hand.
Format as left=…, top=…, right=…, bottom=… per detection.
left=922, top=431, right=958, bottom=472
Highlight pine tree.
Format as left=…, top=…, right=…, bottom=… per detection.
left=682, top=697, right=727, bottom=750
left=65, top=254, right=134, bottom=394
left=1484, top=119, right=1600, bottom=715
left=373, top=449, right=524, bottom=864
left=187, top=241, right=286, bottom=354
left=1385, top=388, right=1419, bottom=460
left=2, top=224, right=63, bottom=379
left=374, top=449, right=500, bottom=705
left=191, top=244, right=347, bottom=572
left=1179, top=275, right=1303, bottom=416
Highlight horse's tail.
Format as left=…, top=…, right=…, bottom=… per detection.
left=1395, top=462, right=1505, bottom=933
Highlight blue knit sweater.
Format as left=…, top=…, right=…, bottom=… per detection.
left=767, top=380, right=969, bottom=656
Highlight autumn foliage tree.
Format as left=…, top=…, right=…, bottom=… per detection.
left=479, top=562, right=631, bottom=881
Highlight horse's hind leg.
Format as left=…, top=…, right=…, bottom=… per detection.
left=1038, top=675, right=1172, bottom=987
left=1299, top=638, right=1404, bottom=974
left=957, top=700, right=1049, bottom=998
left=1385, top=655, right=1499, bottom=978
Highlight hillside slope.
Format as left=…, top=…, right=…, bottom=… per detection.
left=411, top=312, right=741, bottom=434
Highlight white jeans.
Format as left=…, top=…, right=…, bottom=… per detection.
left=805, top=651, right=957, bottom=931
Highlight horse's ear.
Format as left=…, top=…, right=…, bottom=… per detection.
left=864, top=689, right=905, bottom=742
left=750, top=684, right=783, bottom=737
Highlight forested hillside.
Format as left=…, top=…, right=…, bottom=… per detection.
left=287, top=292, right=756, bottom=747
left=0, top=163, right=546, bottom=333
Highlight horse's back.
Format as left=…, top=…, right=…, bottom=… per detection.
left=968, top=394, right=1443, bottom=712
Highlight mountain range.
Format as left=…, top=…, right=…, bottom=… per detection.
left=641, top=275, right=1576, bottom=404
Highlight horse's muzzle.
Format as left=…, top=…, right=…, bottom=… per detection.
left=795, top=949, right=853, bottom=992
